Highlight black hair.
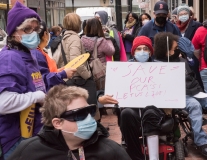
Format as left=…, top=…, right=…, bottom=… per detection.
left=39, top=21, right=47, bottom=40
left=124, top=12, right=139, bottom=24
left=154, top=32, right=179, bottom=60
left=82, top=20, right=87, bottom=33
left=139, top=13, right=151, bottom=26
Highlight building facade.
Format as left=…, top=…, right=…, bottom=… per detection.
left=45, top=0, right=65, bottom=28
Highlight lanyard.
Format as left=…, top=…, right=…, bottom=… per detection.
left=70, top=146, right=85, bottom=160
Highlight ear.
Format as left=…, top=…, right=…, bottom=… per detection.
left=52, top=118, right=63, bottom=130
left=153, top=12, right=156, bottom=18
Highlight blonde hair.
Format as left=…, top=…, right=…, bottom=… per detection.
left=16, top=17, right=38, bottom=30
left=40, top=85, right=89, bottom=126
left=63, top=13, right=81, bottom=33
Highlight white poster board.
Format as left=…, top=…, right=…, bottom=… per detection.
left=105, top=62, right=186, bottom=108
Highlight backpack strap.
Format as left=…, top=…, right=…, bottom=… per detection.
left=60, top=41, right=68, bottom=65
left=90, top=38, right=98, bottom=60
left=60, top=33, right=71, bottom=65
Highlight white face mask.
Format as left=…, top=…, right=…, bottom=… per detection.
left=179, top=14, right=189, bottom=23
left=142, top=19, right=149, bottom=25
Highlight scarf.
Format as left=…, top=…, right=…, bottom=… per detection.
left=125, top=19, right=136, bottom=29
left=37, top=47, right=58, bottom=72
left=176, top=18, right=191, bottom=33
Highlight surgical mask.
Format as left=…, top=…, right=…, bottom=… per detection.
left=62, top=114, right=97, bottom=140
left=21, top=32, right=40, bottom=49
left=134, top=50, right=149, bottom=62
left=142, top=19, right=149, bottom=25
left=179, top=15, right=189, bottom=23
left=155, top=16, right=167, bottom=25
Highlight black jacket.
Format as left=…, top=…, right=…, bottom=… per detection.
left=184, top=19, right=202, bottom=41
left=123, top=22, right=140, bottom=42
left=155, top=57, right=202, bottom=96
left=8, top=123, right=131, bottom=160
left=180, top=58, right=203, bottom=96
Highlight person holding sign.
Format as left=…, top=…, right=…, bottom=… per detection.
left=8, top=85, right=131, bottom=160
left=154, top=32, right=207, bottom=157
left=119, top=36, right=163, bottom=160
left=0, top=2, right=46, bottom=159
left=31, top=21, right=76, bottom=91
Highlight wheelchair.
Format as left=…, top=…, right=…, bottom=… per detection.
left=140, top=108, right=188, bottom=160
left=176, top=108, right=207, bottom=153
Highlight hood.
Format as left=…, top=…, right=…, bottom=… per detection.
left=95, top=11, right=108, bottom=25
left=38, top=123, right=109, bottom=150
left=178, top=37, right=194, bottom=58
left=81, top=36, right=104, bottom=52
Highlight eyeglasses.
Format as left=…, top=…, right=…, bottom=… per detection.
left=135, top=47, right=149, bottom=51
left=22, top=25, right=41, bottom=34
left=60, top=104, right=97, bottom=122
left=178, top=12, right=188, bottom=16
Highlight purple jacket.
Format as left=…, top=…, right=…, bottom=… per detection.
left=0, top=47, right=46, bottom=154
left=31, top=49, right=67, bottom=91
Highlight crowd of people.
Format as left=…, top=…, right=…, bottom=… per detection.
left=1, top=0, right=207, bottom=160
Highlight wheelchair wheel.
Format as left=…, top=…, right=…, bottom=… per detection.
left=175, top=140, right=185, bottom=160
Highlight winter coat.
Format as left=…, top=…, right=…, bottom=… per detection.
left=54, top=30, right=91, bottom=80
left=123, top=22, right=140, bottom=42
left=81, top=35, right=115, bottom=64
left=184, top=19, right=202, bottom=41
left=8, top=123, right=131, bottom=160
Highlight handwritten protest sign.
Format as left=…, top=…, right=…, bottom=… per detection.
left=105, top=62, right=186, bottom=108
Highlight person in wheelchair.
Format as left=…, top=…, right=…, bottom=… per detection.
left=120, top=36, right=163, bottom=160
left=153, top=32, right=207, bottom=157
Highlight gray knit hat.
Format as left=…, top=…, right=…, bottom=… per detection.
left=177, top=4, right=190, bottom=15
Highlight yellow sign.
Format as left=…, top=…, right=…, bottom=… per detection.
left=64, top=53, right=90, bottom=69
left=20, top=104, right=35, bottom=138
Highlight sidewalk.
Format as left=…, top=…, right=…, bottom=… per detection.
left=100, top=109, right=207, bottom=160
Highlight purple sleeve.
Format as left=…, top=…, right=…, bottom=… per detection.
left=0, top=51, right=27, bottom=93
left=31, top=49, right=66, bottom=91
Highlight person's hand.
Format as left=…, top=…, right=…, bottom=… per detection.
left=64, top=68, right=76, bottom=79
left=98, top=95, right=118, bottom=105
left=123, top=33, right=126, bottom=38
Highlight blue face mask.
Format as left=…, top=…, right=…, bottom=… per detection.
left=21, top=32, right=40, bottom=49
left=62, top=114, right=97, bottom=140
left=179, top=15, right=189, bottom=23
left=134, top=50, right=149, bottom=62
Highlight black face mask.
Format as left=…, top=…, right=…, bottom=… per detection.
left=155, top=16, right=167, bottom=25
left=169, top=49, right=181, bottom=61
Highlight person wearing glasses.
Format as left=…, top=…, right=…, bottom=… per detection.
left=8, top=85, right=131, bottom=160
left=31, top=21, right=76, bottom=92
left=0, top=2, right=46, bottom=159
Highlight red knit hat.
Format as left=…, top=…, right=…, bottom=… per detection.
left=131, top=36, right=153, bottom=56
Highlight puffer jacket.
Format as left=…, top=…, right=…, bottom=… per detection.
left=8, top=123, right=131, bottom=160
left=81, top=35, right=115, bottom=64
left=56, top=30, right=91, bottom=80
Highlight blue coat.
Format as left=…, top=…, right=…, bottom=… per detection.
left=138, top=19, right=181, bottom=44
